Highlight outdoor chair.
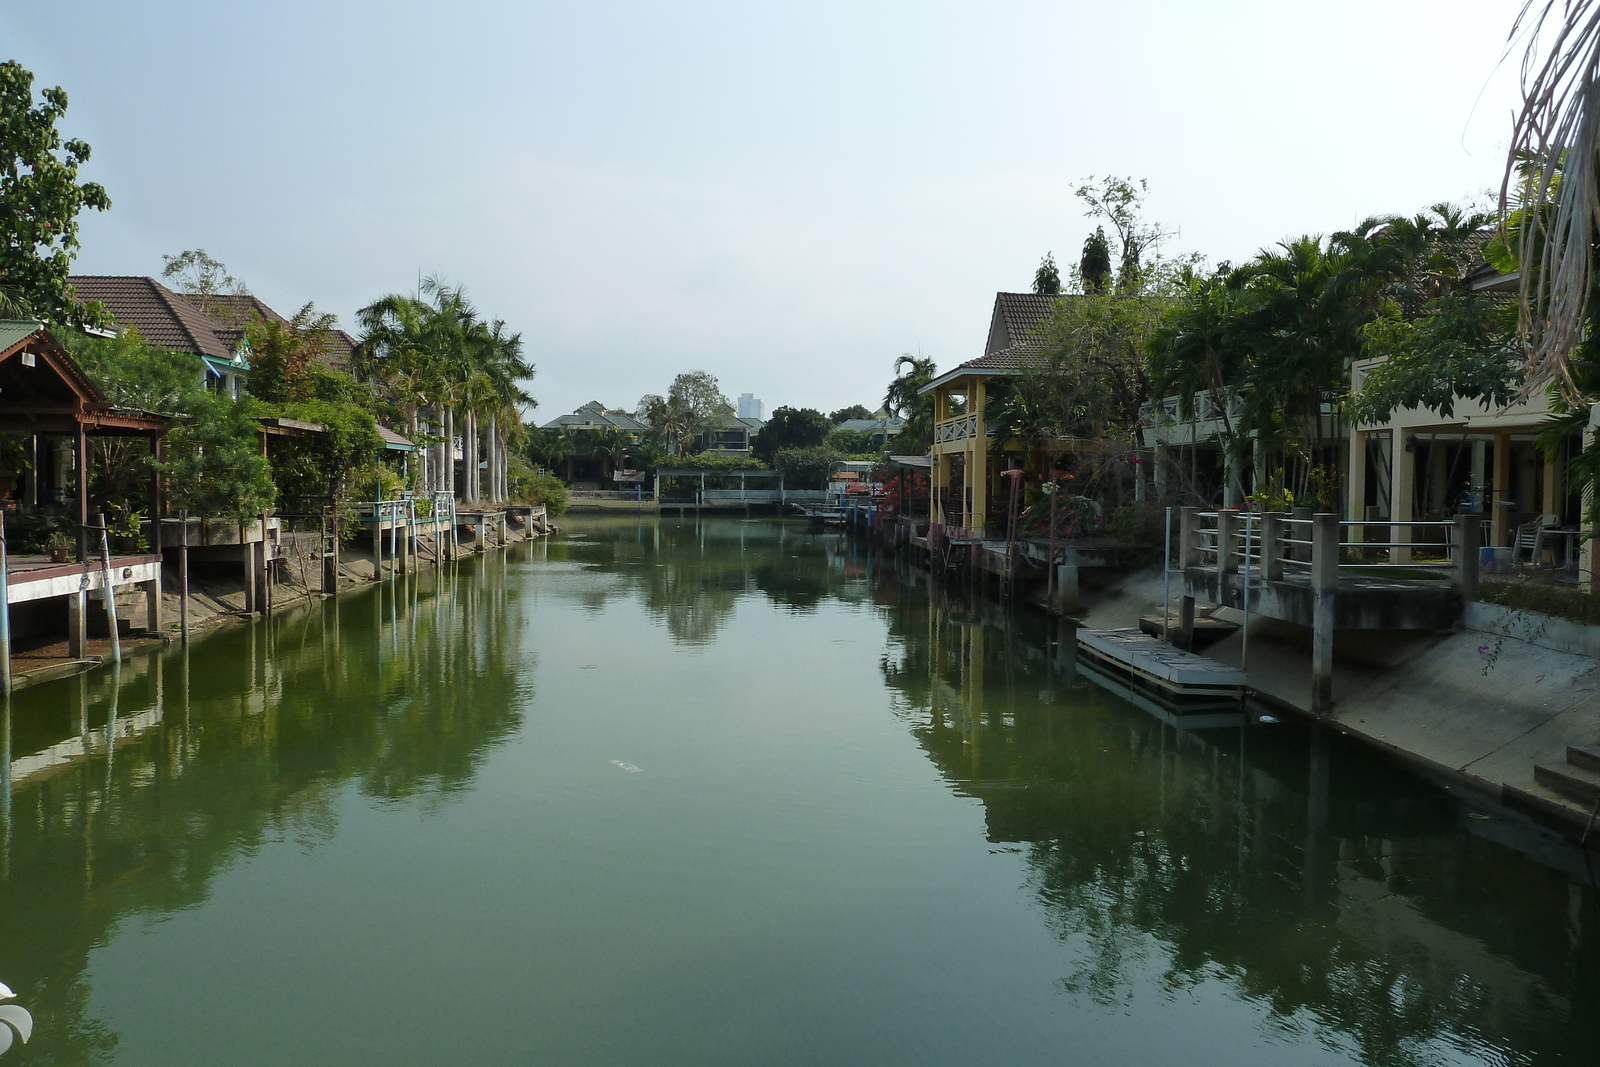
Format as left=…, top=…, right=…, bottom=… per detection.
left=1512, top=514, right=1559, bottom=567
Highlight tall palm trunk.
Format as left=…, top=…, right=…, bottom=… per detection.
left=444, top=406, right=457, bottom=500
left=486, top=415, right=500, bottom=503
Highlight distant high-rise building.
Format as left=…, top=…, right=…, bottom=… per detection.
left=737, top=393, right=764, bottom=420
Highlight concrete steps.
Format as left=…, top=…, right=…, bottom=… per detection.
left=1533, top=749, right=1600, bottom=806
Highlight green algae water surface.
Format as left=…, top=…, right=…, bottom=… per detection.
left=0, top=515, right=1596, bottom=1065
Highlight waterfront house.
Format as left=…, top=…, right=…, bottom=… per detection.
left=918, top=292, right=1061, bottom=531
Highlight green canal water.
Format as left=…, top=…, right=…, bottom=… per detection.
left=0, top=516, right=1596, bottom=1065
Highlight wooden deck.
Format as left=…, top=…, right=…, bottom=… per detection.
left=1076, top=627, right=1246, bottom=708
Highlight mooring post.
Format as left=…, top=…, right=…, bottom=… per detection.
left=259, top=508, right=272, bottom=613
left=97, top=513, right=122, bottom=666
left=1455, top=511, right=1480, bottom=604
left=179, top=510, right=190, bottom=641
left=1310, top=512, right=1338, bottom=716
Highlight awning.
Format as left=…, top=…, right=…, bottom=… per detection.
left=377, top=425, right=416, bottom=452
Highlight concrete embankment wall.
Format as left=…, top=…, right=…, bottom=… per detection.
left=1074, top=568, right=1600, bottom=836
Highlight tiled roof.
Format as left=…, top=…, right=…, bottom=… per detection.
left=69, top=276, right=237, bottom=360
left=70, top=277, right=352, bottom=373
left=986, top=292, right=1064, bottom=356
left=541, top=402, right=645, bottom=432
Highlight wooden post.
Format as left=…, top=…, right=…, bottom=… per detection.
left=1262, top=512, right=1285, bottom=581
left=67, top=589, right=86, bottom=659
left=1455, top=511, right=1480, bottom=604
left=179, top=510, right=190, bottom=642
left=75, top=425, right=89, bottom=563
left=97, top=513, right=121, bottom=666
left=1311, top=513, right=1338, bottom=716
left=145, top=578, right=162, bottom=634
left=325, top=506, right=341, bottom=595
left=259, top=509, right=271, bottom=612
left=241, top=525, right=255, bottom=614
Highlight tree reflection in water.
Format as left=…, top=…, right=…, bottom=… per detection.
left=879, top=566, right=1600, bottom=1067
left=547, top=517, right=875, bottom=647
left=0, top=557, right=528, bottom=1064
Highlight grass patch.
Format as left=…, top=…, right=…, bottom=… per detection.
left=1479, top=577, right=1600, bottom=626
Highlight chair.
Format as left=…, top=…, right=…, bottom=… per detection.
left=1513, top=515, right=1559, bottom=566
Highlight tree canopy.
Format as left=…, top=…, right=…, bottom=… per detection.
left=752, top=406, right=830, bottom=463
left=0, top=60, right=110, bottom=327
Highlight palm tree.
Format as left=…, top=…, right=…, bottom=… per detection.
left=1505, top=1, right=1600, bottom=397
left=884, top=354, right=938, bottom=451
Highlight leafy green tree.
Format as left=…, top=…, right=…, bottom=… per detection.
left=1079, top=229, right=1112, bottom=294
left=772, top=445, right=841, bottom=488
left=828, top=404, right=872, bottom=423
left=63, top=328, right=275, bottom=519
left=1033, top=253, right=1062, bottom=295
left=752, top=406, right=830, bottom=463
left=0, top=61, right=110, bottom=327
left=826, top=427, right=881, bottom=454
left=883, top=353, right=937, bottom=452
left=246, top=302, right=340, bottom=403
left=635, top=370, right=733, bottom=453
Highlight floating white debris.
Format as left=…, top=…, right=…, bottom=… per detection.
left=1257, top=714, right=1280, bottom=725
left=610, top=761, right=644, bottom=773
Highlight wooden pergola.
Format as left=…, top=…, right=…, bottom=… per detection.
left=0, top=324, right=168, bottom=561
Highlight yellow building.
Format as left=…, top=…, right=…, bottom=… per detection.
left=920, top=292, right=1060, bottom=532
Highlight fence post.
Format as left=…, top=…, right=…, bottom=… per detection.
left=1176, top=507, right=1199, bottom=651
left=1291, top=506, right=1313, bottom=562
left=1216, top=511, right=1241, bottom=614
left=1262, top=511, right=1285, bottom=582
left=1455, top=511, right=1480, bottom=604
left=1311, top=513, right=1338, bottom=716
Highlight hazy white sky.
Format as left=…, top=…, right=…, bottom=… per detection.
left=6, top=1, right=1526, bottom=420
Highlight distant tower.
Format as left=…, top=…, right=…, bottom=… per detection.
left=737, top=393, right=764, bottom=420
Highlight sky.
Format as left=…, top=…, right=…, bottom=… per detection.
left=5, top=1, right=1529, bottom=422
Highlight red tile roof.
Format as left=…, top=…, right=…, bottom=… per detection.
left=69, top=276, right=239, bottom=361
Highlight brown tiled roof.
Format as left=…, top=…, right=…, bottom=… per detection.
left=954, top=345, right=1046, bottom=374
left=986, top=292, right=1065, bottom=356
left=69, top=276, right=238, bottom=360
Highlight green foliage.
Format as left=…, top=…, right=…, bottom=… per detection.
left=267, top=398, right=384, bottom=502
left=828, top=404, right=872, bottom=423
left=773, top=445, right=840, bottom=489
left=826, top=427, right=881, bottom=454
left=883, top=354, right=937, bottom=452
left=1033, top=252, right=1062, bottom=296
left=752, top=406, right=830, bottom=462
left=1348, top=292, right=1522, bottom=425
left=508, top=454, right=569, bottom=514
left=635, top=371, right=733, bottom=453
left=661, top=452, right=763, bottom=471
left=1080, top=229, right=1112, bottom=293
left=161, top=249, right=240, bottom=300
left=0, top=61, right=111, bottom=328
left=245, top=302, right=341, bottom=403
left=63, top=328, right=275, bottom=519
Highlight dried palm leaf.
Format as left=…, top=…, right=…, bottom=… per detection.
left=1504, top=1, right=1600, bottom=403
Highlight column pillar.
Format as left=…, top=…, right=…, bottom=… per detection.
left=145, top=578, right=162, bottom=633
left=1346, top=429, right=1366, bottom=524
left=971, top=379, right=987, bottom=532
left=1390, top=427, right=1413, bottom=564
left=1311, top=513, right=1339, bottom=716
left=1492, top=431, right=1512, bottom=547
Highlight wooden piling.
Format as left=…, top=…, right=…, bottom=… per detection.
left=97, top=512, right=122, bottom=666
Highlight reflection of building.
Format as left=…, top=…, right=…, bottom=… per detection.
left=880, top=587, right=1591, bottom=1064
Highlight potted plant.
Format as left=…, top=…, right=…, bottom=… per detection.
left=47, top=529, right=73, bottom=564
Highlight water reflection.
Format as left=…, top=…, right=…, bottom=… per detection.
left=0, top=558, right=529, bottom=1064
left=546, top=517, right=874, bottom=646
left=880, top=567, right=1600, bottom=1066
